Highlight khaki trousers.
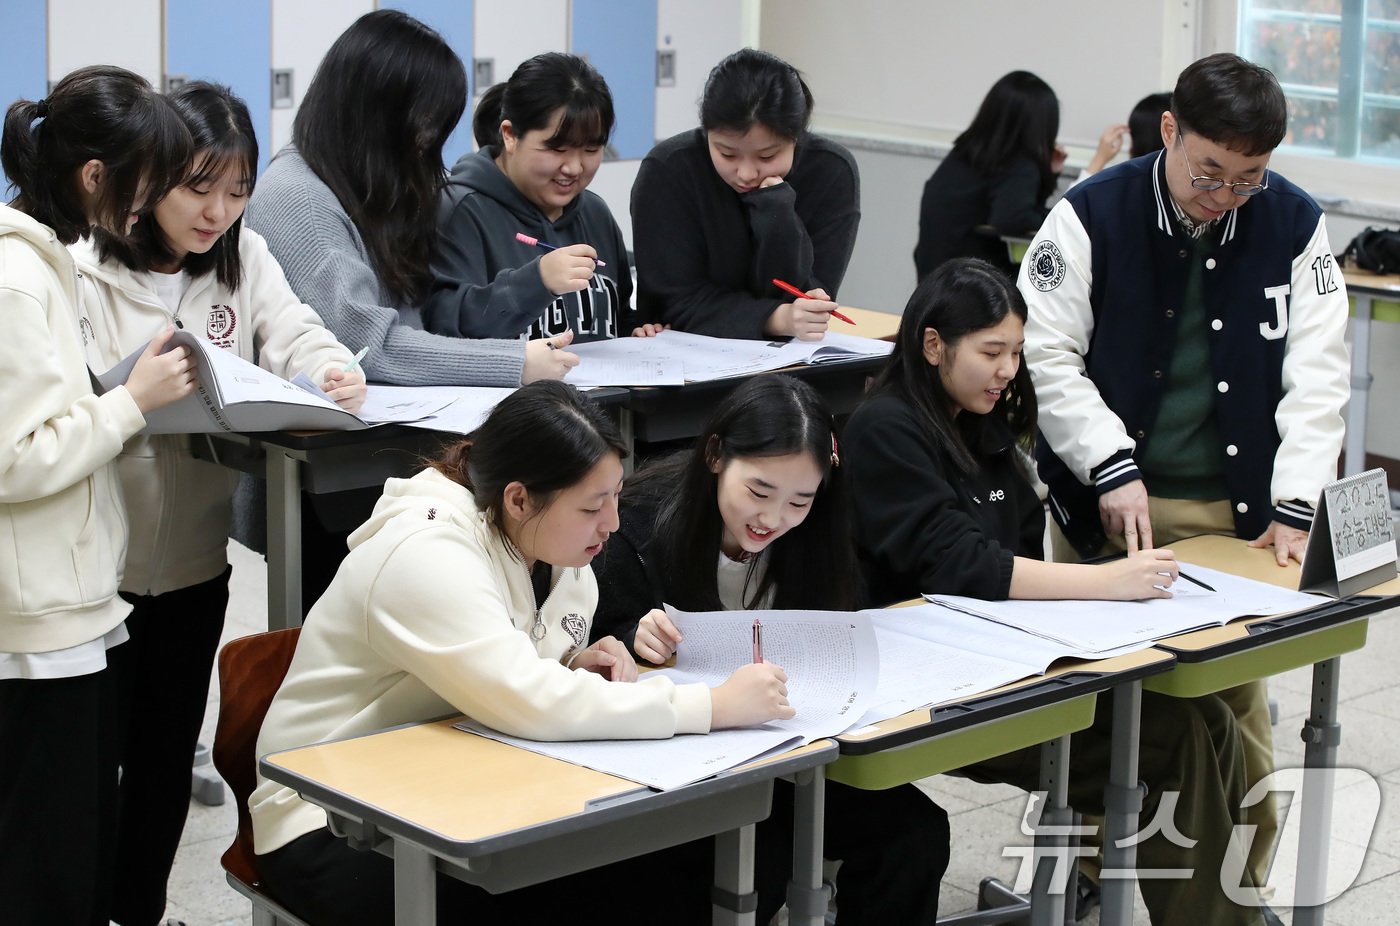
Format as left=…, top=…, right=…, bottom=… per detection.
left=1050, top=496, right=1279, bottom=888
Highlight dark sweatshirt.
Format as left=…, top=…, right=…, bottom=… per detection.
left=913, top=150, right=1050, bottom=280
left=844, top=392, right=1045, bottom=606
left=631, top=128, right=860, bottom=339
left=424, top=146, right=634, bottom=342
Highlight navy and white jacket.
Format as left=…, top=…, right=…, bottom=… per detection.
left=1019, top=151, right=1349, bottom=556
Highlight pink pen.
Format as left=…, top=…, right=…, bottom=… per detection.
left=752, top=618, right=763, bottom=664
left=515, top=231, right=606, bottom=267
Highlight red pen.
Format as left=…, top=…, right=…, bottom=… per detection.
left=752, top=618, right=763, bottom=664
left=772, top=278, right=855, bottom=325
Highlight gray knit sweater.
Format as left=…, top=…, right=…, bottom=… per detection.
left=245, top=147, right=525, bottom=386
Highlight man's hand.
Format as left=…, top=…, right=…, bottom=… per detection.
left=1248, top=521, right=1309, bottom=566
left=1098, top=479, right=1152, bottom=552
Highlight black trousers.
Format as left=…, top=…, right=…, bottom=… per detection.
left=0, top=641, right=132, bottom=925
left=108, top=567, right=232, bottom=926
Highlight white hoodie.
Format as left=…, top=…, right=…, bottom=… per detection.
left=72, top=228, right=351, bottom=595
left=250, top=468, right=713, bottom=854
left=0, top=205, right=145, bottom=653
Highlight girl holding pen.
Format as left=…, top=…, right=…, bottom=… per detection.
left=590, top=375, right=947, bottom=924
left=424, top=52, right=653, bottom=344
left=0, top=66, right=196, bottom=924
left=251, top=381, right=792, bottom=925
left=844, top=258, right=1268, bottom=926
left=73, top=82, right=365, bottom=924
left=631, top=48, right=860, bottom=341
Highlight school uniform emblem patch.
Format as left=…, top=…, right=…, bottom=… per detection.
left=561, top=613, right=587, bottom=647
left=207, top=305, right=237, bottom=345
left=1028, top=241, right=1067, bottom=292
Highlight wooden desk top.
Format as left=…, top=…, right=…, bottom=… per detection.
left=1341, top=265, right=1400, bottom=296
left=841, top=306, right=901, bottom=341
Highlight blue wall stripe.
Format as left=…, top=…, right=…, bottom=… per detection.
left=572, top=0, right=657, bottom=160
left=0, top=0, right=48, bottom=195
left=380, top=0, right=475, bottom=170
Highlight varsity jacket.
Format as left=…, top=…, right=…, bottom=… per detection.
left=1019, top=152, right=1349, bottom=556
left=631, top=128, right=860, bottom=339
left=250, top=468, right=713, bottom=855
left=0, top=205, right=144, bottom=653
left=844, top=391, right=1045, bottom=606
left=423, top=146, right=635, bottom=341
left=72, top=230, right=352, bottom=595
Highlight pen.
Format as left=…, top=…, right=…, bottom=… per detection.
left=1178, top=570, right=1217, bottom=593
left=515, top=231, right=606, bottom=267
left=752, top=618, right=763, bottom=664
left=343, top=346, right=368, bottom=373
left=771, top=278, right=855, bottom=325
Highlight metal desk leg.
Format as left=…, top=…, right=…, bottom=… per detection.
left=787, top=767, right=829, bottom=926
left=1293, top=656, right=1342, bottom=926
left=1345, top=296, right=1373, bottom=476
left=1032, top=736, right=1072, bottom=926
left=394, top=841, right=436, bottom=926
left=712, top=824, right=757, bottom=926
left=1100, top=681, right=1143, bottom=926
left=265, top=446, right=303, bottom=629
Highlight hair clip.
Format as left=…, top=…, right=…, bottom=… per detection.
left=830, top=432, right=841, bottom=468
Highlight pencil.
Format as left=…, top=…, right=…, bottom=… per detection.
left=752, top=618, right=763, bottom=664
left=772, top=278, right=855, bottom=325
left=1178, top=570, right=1217, bottom=593
left=515, top=231, right=606, bottom=267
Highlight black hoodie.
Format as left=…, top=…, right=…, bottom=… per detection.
left=424, top=146, right=635, bottom=342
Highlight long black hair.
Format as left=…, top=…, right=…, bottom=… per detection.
left=870, top=257, right=1037, bottom=475
left=3, top=65, right=190, bottom=245
left=1128, top=92, right=1171, bottom=158
left=293, top=9, right=466, bottom=305
left=94, top=81, right=255, bottom=290
left=430, top=380, right=627, bottom=546
left=472, top=52, right=614, bottom=151
left=699, top=48, right=813, bottom=141
left=953, top=71, right=1060, bottom=203
left=629, top=375, right=855, bottom=612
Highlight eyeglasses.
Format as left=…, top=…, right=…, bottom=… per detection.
left=1175, top=133, right=1269, bottom=196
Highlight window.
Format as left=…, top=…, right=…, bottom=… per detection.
left=1239, top=0, right=1400, bottom=161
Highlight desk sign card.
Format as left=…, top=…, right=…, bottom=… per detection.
left=1300, top=468, right=1398, bottom=597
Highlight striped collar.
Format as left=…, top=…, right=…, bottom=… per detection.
left=1151, top=150, right=1239, bottom=244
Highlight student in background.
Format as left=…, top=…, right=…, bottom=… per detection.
left=252, top=381, right=793, bottom=925
left=1078, top=91, right=1173, bottom=179
left=0, top=66, right=195, bottom=925
left=844, top=258, right=1270, bottom=926
left=425, top=52, right=650, bottom=343
left=913, top=71, right=1064, bottom=280
left=73, top=82, right=365, bottom=926
left=631, top=48, right=860, bottom=341
left=590, top=376, right=947, bottom=924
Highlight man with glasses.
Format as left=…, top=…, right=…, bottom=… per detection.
left=1018, top=53, right=1349, bottom=917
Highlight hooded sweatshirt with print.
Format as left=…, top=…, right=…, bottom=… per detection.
left=72, top=228, right=351, bottom=595
left=249, top=466, right=712, bottom=855
left=0, top=205, right=146, bottom=653
left=423, top=146, right=635, bottom=342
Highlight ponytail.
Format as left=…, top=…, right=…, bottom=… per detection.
left=471, top=83, right=507, bottom=149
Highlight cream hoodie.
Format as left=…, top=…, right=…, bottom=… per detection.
left=0, top=205, right=145, bottom=653
left=250, top=468, right=713, bottom=854
left=72, top=229, right=351, bottom=594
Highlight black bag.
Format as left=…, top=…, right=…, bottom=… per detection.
left=1341, top=226, right=1400, bottom=274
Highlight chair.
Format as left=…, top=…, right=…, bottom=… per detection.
left=211, top=628, right=311, bottom=926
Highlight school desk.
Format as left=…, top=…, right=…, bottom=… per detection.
left=1339, top=266, right=1400, bottom=476
left=260, top=717, right=836, bottom=926
left=826, top=643, right=1178, bottom=926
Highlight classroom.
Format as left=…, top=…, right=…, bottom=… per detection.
left=3, top=1, right=1400, bottom=925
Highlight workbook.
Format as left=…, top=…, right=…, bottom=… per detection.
left=95, top=331, right=453, bottom=433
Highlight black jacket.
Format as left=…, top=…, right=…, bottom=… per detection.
left=914, top=150, right=1050, bottom=279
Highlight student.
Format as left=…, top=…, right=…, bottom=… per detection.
left=590, top=376, right=947, bottom=925
left=0, top=66, right=196, bottom=925
left=913, top=71, right=1065, bottom=280
left=1079, top=92, right=1173, bottom=179
left=844, top=258, right=1271, bottom=926
left=251, top=380, right=794, bottom=925
left=425, top=52, right=648, bottom=342
left=245, top=9, right=577, bottom=386
left=73, top=81, right=366, bottom=926
left=631, top=48, right=860, bottom=341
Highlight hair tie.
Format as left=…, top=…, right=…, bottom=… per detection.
left=830, top=432, right=841, bottom=468
left=34, top=99, right=49, bottom=118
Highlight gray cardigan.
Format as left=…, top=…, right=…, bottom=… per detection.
left=245, top=147, right=525, bottom=386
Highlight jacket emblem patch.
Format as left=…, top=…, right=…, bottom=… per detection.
left=1028, top=241, right=1067, bottom=292
left=561, top=612, right=587, bottom=646
left=207, top=305, right=237, bottom=347
left=427, top=507, right=437, bottom=520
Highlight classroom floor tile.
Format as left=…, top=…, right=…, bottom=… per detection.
left=156, top=545, right=1400, bottom=925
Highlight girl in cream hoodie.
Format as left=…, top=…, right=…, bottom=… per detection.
left=72, top=81, right=366, bottom=925
left=0, top=66, right=197, bottom=925
left=253, top=381, right=794, bottom=925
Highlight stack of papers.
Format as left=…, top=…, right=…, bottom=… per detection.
left=565, top=329, right=892, bottom=387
